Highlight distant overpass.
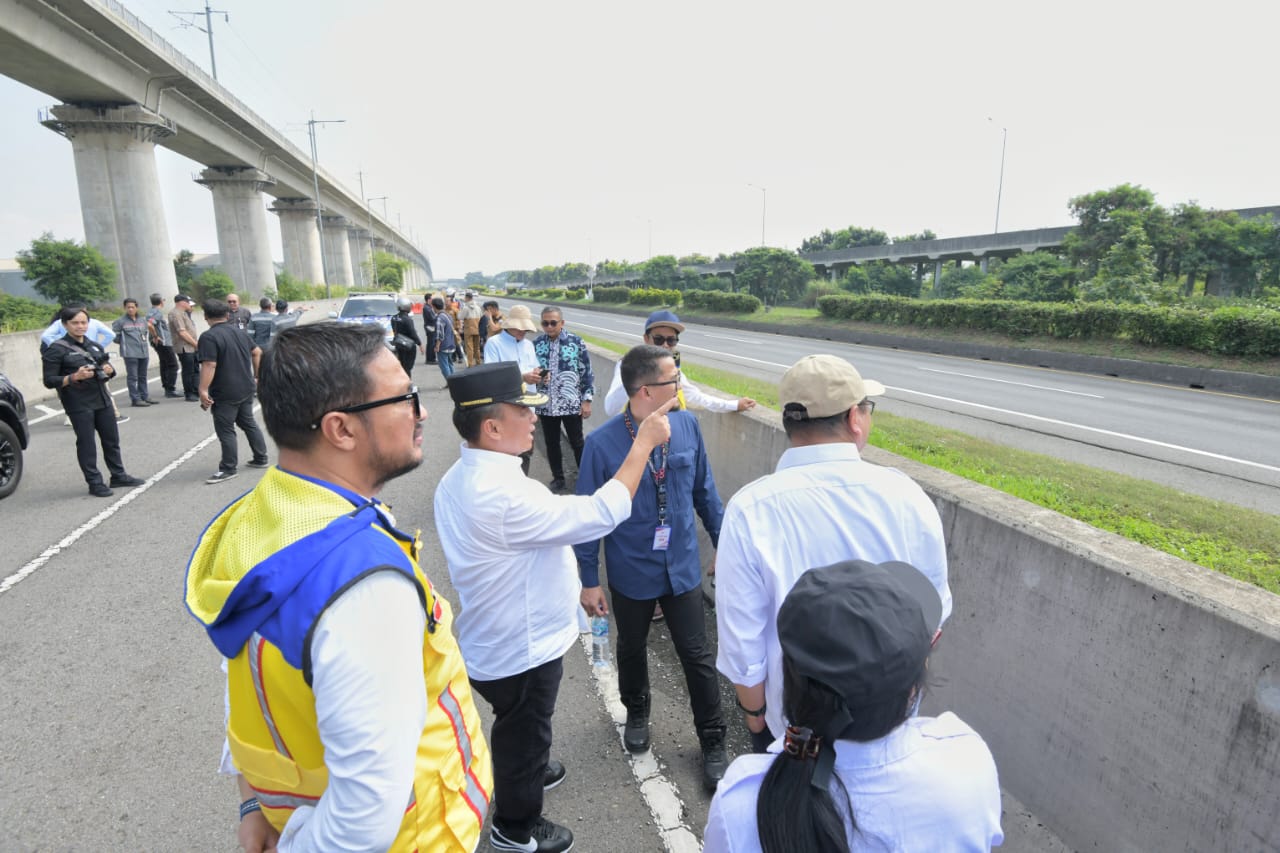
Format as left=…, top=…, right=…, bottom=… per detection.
left=579, top=205, right=1280, bottom=289
left=0, top=0, right=430, bottom=300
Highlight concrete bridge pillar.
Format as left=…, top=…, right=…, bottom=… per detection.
left=933, top=259, right=943, bottom=295
left=347, top=228, right=369, bottom=289
left=195, top=167, right=276, bottom=300
left=41, top=103, right=179, bottom=302
left=270, top=198, right=324, bottom=285
left=320, top=215, right=354, bottom=287
left=979, top=255, right=989, bottom=274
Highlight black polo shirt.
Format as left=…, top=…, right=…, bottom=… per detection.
left=197, top=321, right=258, bottom=402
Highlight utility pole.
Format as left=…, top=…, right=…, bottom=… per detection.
left=169, top=2, right=228, bottom=81
left=356, top=170, right=369, bottom=289
left=307, top=111, right=345, bottom=297
left=988, top=118, right=1007, bottom=233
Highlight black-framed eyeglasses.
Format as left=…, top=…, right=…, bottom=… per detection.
left=857, top=398, right=876, bottom=416
left=541, top=319, right=561, bottom=327
left=645, top=370, right=682, bottom=389
left=650, top=334, right=679, bottom=347
left=309, top=387, right=420, bottom=430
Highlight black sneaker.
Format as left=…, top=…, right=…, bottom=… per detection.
left=185, top=393, right=200, bottom=402
left=246, top=458, right=271, bottom=469
left=623, top=710, right=650, bottom=753
left=164, top=390, right=183, bottom=398
left=109, top=474, right=145, bottom=488
left=700, top=728, right=729, bottom=791
left=88, top=483, right=114, bottom=498
left=206, top=470, right=238, bottom=484
left=548, top=478, right=566, bottom=492
left=490, top=818, right=573, bottom=853
left=131, top=400, right=151, bottom=407
left=543, top=759, right=566, bottom=791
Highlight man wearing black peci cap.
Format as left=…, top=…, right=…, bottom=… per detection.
left=434, top=361, right=678, bottom=853
left=715, top=354, right=952, bottom=752
left=704, top=560, right=1003, bottom=852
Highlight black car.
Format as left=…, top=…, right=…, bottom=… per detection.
left=0, top=371, right=29, bottom=499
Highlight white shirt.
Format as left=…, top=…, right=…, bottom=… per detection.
left=434, top=443, right=633, bottom=681
left=221, top=570, right=428, bottom=853
left=602, top=358, right=738, bottom=416
left=714, top=442, right=952, bottom=738
left=483, top=332, right=540, bottom=392
left=703, top=713, right=1004, bottom=852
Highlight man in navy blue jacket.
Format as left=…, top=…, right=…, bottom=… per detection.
left=574, top=344, right=728, bottom=790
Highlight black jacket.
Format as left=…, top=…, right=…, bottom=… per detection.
left=42, top=335, right=114, bottom=414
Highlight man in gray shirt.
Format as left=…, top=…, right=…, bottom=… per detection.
left=146, top=293, right=181, bottom=398
left=248, top=297, right=278, bottom=350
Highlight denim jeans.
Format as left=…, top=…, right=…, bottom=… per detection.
left=437, top=350, right=456, bottom=379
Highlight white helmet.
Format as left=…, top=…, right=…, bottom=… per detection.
left=445, top=288, right=456, bottom=297
left=396, top=296, right=412, bottom=311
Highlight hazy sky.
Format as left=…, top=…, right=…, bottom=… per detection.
left=2, top=0, right=1277, bottom=280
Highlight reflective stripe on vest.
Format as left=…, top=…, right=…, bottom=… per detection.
left=439, top=684, right=490, bottom=821
left=254, top=787, right=320, bottom=811
left=249, top=632, right=292, bottom=758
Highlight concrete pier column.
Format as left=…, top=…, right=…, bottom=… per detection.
left=979, top=255, right=989, bottom=274
left=933, top=259, right=943, bottom=295
left=269, top=198, right=324, bottom=285
left=41, top=104, right=179, bottom=302
left=195, top=167, right=276, bottom=300
left=320, top=215, right=354, bottom=287
left=347, top=228, right=368, bottom=289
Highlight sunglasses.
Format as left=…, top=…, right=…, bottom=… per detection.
left=309, top=387, right=420, bottom=429
left=649, top=334, right=679, bottom=347
left=541, top=320, right=561, bottom=327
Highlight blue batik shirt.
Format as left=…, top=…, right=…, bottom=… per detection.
left=533, top=330, right=594, bottom=417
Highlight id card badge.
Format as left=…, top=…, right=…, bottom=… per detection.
left=652, top=525, right=672, bottom=551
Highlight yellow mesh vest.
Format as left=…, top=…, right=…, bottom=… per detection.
left=218, top=473, right=491, bottom=851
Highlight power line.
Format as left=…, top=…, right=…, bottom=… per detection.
left=167, top=2, right=229, bottom=80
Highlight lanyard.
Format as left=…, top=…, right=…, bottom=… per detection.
left=623, top=406, right=669, bottom=526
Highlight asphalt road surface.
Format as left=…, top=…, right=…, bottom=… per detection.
left=501, top=299, right=1280, bottom=515
left=0, top=339, right=1069, bottom=851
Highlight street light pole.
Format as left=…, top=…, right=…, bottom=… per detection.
left=988, top=118, right=1007, bottom=234
left=747, top=183, right=767, bottom=246
left=367, top=195, right=388, bottom=289
left=307, top=111, right=345, bottom=297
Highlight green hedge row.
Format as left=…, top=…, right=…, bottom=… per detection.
left=593, top=286, right=631, bottom=304
left=627, top=288, right=682, bottom=306
left=683, top=290, right=763, bottom=313
left=815, top=295, right=1280, bottom=356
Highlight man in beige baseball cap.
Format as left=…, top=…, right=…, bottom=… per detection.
left=714, top=353, right=951, bottom=752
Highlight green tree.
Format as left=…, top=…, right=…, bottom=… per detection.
left=640, top=255, right=680, bottom=290
left=1063, top=183, right=1158, bottom=276
left=192, top=268, right=235, bottom=303
left=678, top=253, right=712, bottom=265
left=733, top=247, right=814, bottom=305
left=1079, top=223, right=1159, bottom=303
left=16, top=233, right=117, bottom=305
left=800, top=226, right=890, bottom=253
left=275, top=271, right=310, bottom=301
left=937, top=265, right=1001, bottom=298
left=363, top=251, right=409, bottom=290
left=840, top=265, right=871, bottom=294
left=997, top=253, right=1077, bottom=302
left=464, top=271, right=486, bottom=286
left=174, top=249, right=196, bottom=290
left=866, top=262, right=920, bottom=297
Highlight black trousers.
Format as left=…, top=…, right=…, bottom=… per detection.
left=177, top=351, right=198, bottom=395
left=68, top=405, right=125, bottom=486
left=539, top=414, right=584, bottom=481
left=470, top=656, right=564, bottom=838
left=610, top=585, right=725, bottom=737
left=152, top=343, right=178, bottom=392
left=395, top=346, right=416, bottom=376
left=424, top=328, right=437, bottom=363
left=211, top=395, right=268, bottom=472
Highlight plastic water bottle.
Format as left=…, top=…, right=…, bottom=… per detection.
left=590, top=615, right=612, bottom=670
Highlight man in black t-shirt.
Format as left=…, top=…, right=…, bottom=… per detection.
left=198, top=299, right=270, bottom=484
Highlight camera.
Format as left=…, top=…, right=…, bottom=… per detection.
left=73, top=349, right=111, bottom=382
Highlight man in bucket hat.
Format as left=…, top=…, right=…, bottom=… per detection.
left=483, top=306, right=543, bottom=473
left=714, top=354, right=952, bottom=752
left=434, top=361, right=678, bottom=853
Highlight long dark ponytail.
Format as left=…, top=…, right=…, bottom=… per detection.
left=755, top=657, right=925, bottom=853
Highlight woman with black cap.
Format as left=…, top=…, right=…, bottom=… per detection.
left=703, top=559, right=1003, bottom=852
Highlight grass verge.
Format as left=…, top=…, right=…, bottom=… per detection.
left=579, top=332, right=1280, bottom=594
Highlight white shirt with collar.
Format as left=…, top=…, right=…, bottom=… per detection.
left=703, top=712, right=1004, bottom=852
left=602, top=358, right=738, bottom=416
left=714, top=442, right=952, bottom=738
left=433, top=443, right=633, bottom=681
left=483, top=332, right=540, bottom=391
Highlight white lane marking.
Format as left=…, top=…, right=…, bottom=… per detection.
left=579, top=634, right=701, bottom=853
left=698, top=332, right=757, bottom=344
left=0, top=403, right=253, bottom=596
left=891, top=387, right=1280, bottom=475
left=30, top=405, right=61, bottom=425
left=917, top=367, right=1105, bottom=398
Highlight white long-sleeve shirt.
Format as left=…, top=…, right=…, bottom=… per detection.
left=602, top=357, right=738, bottom=416
left=714, top=442, right=951, bottom=738
left=483, top=332, right=540, bottom=392
left=221, top=570, right=428, bottom=853
left=433, top=443, right=633, bottom=680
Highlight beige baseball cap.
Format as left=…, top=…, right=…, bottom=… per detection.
left=780, top=355, right=886, bottom=421
left=505, top=304, right=539, bottom=332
